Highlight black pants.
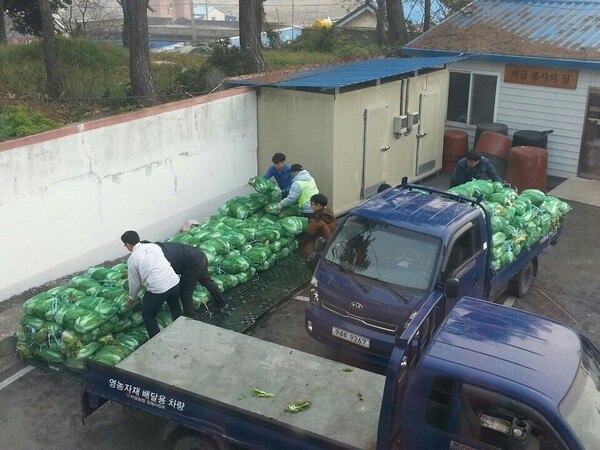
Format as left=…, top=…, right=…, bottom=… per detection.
left=142, top=284, right=181, bottom=338
left=179, top=252, right=225, bottom=316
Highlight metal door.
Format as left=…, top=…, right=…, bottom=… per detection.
left=416, top=91, right=442, bottom=177
left=362, top=104, right=390, bottom=198
left=579, top=89, right=600, bottom=180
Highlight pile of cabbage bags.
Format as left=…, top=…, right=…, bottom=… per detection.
left=448, top=180, right=571, bottom=271
left=16, top=263, right=152, bottom=370
left=16, top=177, right=308, bottom=368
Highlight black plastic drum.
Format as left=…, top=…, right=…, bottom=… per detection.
left=512, top=130, right=553, bottom=150
left=474, top=122, right=508, bottom=147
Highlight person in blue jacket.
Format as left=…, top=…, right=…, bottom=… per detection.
left=450, top=151, right=503, bottom=188
left=263, top=152, right=292, bottom=197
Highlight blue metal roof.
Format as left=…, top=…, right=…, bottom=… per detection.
left=227, top=55, right=465, bottom=90
left=403, top=0, right=600, bottom=69
left=428, top=297, right=581, bottom=406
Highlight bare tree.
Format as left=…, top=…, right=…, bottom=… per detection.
left=423, top=0, right=431, bottom=31
left=40, top=0, right=65, bottom=98
left=0, top=0, right=7, bottom=45
left=116, top=0, right=130, bottom=48
left=386, top=0, right=408, bottom=45
left=120, top=0, right=156, bottom=105
left=374, top=0, right=387, bottom=46
left=239, top=0, right=264, bottom=73
left=55, top=0, right=121, bottom=40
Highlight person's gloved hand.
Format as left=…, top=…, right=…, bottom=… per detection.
left=275, top=203, right=283, bottom=212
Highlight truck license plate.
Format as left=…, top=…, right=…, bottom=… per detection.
left=332, top=327, right=370, bottom=348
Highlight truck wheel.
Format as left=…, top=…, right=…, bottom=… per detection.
left=512, top=261, right=534, bottom=297
left=166, top=427, right=219, bottom=450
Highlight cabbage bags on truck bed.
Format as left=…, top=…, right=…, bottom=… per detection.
left=449, top=181, right=571, bottom=271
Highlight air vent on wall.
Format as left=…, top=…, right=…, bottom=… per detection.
left=418, top=159, right=436, bottom=175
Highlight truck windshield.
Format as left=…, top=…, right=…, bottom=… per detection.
left=558, top=337, right=600, bottom=448
left=324, top=215, right=440, bottom=292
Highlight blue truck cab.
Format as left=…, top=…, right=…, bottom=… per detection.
left=379, top=296, right=600, bottom=450
left=305, top=179, right=562, bottom=368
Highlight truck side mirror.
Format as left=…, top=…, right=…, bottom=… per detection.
left=314, top=237, right=327, bottom=253
left=306, top=238, right=327, bottom=271
left=306, top=252, right=321, bottom=271
left=445, top=278, right=460, bottom=300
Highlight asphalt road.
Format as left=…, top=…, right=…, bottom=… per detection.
left=0, top=201, right=598, bottom=449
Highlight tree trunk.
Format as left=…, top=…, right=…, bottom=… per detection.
left=117, top=0, right=130, bottom=48
left=122, top=0, right=157, bottom=105
left=423, top=0, right=432, bottom=32
left=0, top=0, right=7, bottom=45
left=386, top=0, right=408, bottom=45
left=40, top=0, right=65, bottom=98
left=375, top=0, right=388, bottom=46
left=239, top=0, right=264, bottom=73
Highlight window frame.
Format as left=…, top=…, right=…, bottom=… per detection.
left=446, top=69, right=501, bottom=127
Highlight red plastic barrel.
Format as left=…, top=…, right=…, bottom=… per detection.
left=505, top=146, right=548, bottom=192
left=474, top=131, right=512, bottom=179
left=442, top=130, right=468, bottom=173
left=474, top=122, right=508, bottom=148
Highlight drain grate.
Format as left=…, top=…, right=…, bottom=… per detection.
left=195, top=254, right=312, bottom=333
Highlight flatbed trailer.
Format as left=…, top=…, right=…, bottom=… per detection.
left=83, top=317, right=385, bottom=450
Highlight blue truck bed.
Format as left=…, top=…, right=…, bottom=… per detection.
left=84, top=317, right=385, bottom=450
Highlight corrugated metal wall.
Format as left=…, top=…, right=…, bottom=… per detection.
left=445, top=60, right=591, bottom=179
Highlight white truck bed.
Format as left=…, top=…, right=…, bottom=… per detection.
left=117, top=317, right=385, bottom=449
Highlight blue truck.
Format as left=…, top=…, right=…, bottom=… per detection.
left=305, top=178, right=563, bottom=368
left=81, top=293, right=600, bottom=449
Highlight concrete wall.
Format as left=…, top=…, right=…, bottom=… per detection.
left=0, top=88, right=258, bottom=302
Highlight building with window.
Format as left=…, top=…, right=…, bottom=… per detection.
left=403, top=0, right=600, bottom=180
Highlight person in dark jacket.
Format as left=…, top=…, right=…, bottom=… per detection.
left=155, top=241, right=228, bottom=317
left=299, top=193, right=336, bottom=257
left=450, top=151, right=503, bottom=188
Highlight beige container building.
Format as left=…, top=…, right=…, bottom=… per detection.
left=231, top=56, right=461, bottom=213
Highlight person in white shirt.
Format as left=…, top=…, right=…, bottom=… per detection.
left=121, top=230, right=182, bottom=338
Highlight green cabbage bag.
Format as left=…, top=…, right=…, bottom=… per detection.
left=519, top=189, right=546, bottom=205
left=222, top=231, right=246, bottom=249
left=278, top=216, right=308, bottom=235
left=85, top=266, right=113, bottom=281
left=34, top=346, right=65, bottom=364
left=492, top=231, right=507, bottom=246
left=220, top=255, right=251, bottom=274
left=471, top=180, right=494, bottom=197
left=255, top=226, right=281, bottom=242
left=69, top=275, right=103, bottom=294
left=201, top=238, right=231, bottom=255
left=75, top=296, right=119, bottom=320
left=91, top=344, right=132, bottom=366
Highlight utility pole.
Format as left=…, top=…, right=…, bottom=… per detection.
left=189, top=0, right=196, bottom=42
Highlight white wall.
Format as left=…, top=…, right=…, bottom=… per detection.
left=445, top=60, right=592, bottom=179
left=0, top=88, right=258, bottom=302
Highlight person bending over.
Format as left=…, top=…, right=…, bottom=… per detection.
left=450, top=151, right=502, bottom=188
left=121, top=230, right=181, bottom=338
